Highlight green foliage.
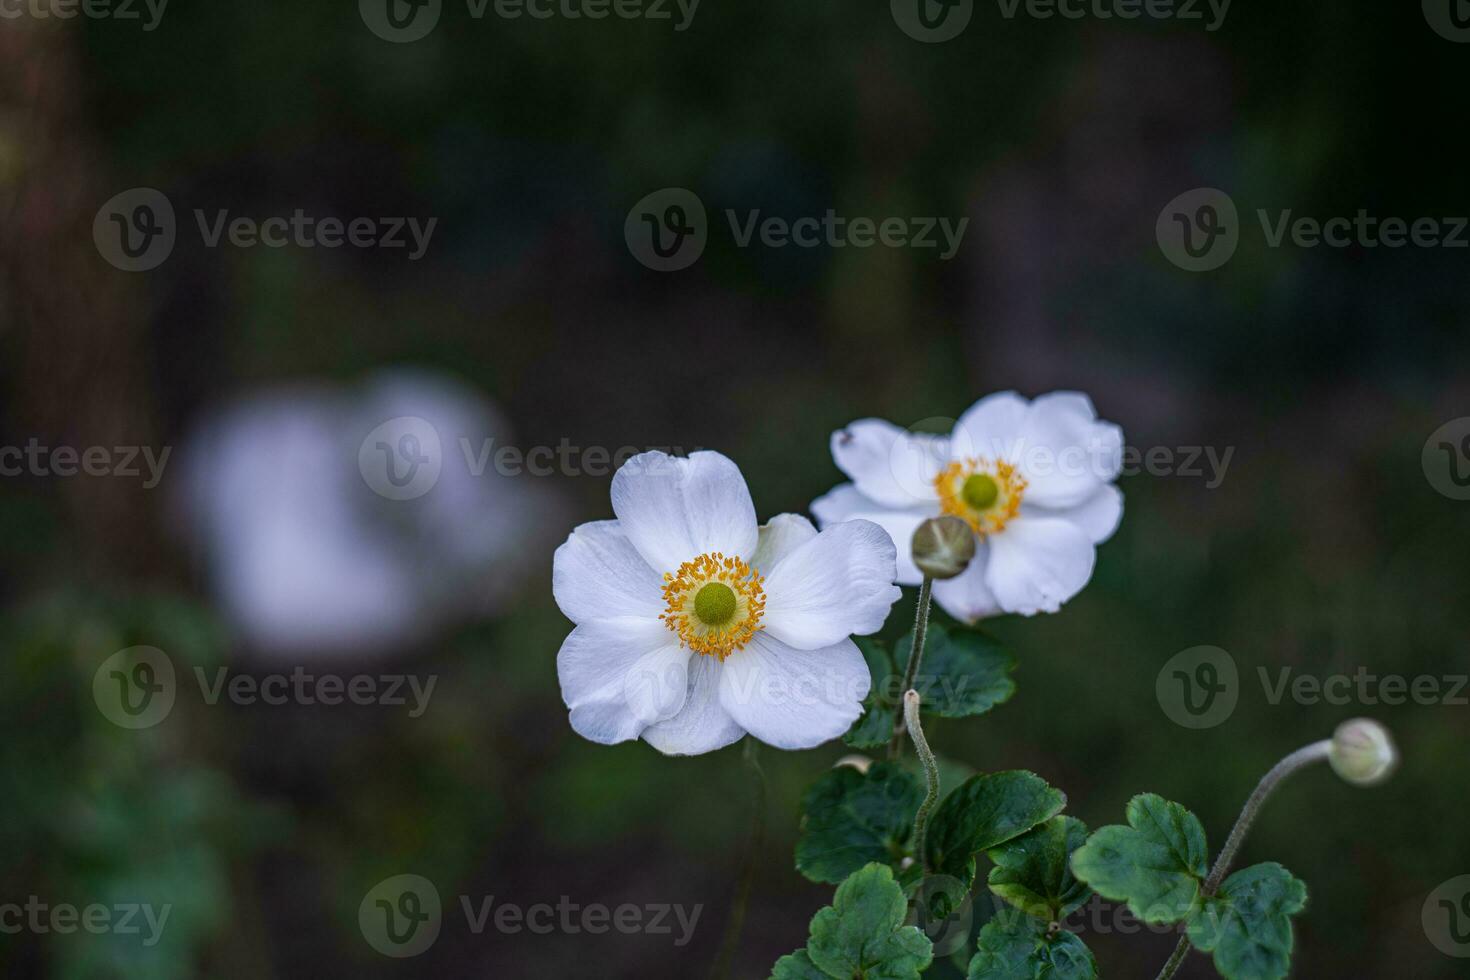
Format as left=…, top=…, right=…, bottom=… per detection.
left=925, top=771, right=1066, bottom=887
left=1186, top=863, right=1307, bottom=980
left=987, top=816, right=1092, bottom=922
left=844, top=624, right=1016, bottom=748
left=968, top=913, right=1098, bottom=979
left=1072, top=797, right=1309, bottom=980
left=796, top=762, right=923, bottom=884
left=845, top=637, right=898, bottom=749
left=899, top=624, right=1017, bottom=719
left=1068, top=793, right=1208, bottom=924
left=771, top=863, right=934, bottom=980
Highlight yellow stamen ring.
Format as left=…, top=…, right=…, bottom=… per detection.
left=935, top=458, right=1026, bottom=536
left=660, top=552, right=766, bottom=660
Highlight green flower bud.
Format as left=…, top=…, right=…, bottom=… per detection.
left=1329, top=718, right=1397, bottom=787
left=911, top=517, right=976, bottom=580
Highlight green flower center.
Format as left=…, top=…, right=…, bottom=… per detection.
left=961, top=473, right=999, bottom=512
left=693, top=582, right=738, bottom=626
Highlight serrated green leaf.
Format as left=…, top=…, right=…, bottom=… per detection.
left=898, top=623, right=1016, bottom=719
left=796, top=762, right=923, bottom=884
left=845, top=637, right=898, bottom=749
left=925, top=771, right=1066, bottom=886
left=1185, top=863, right=1307, bottom=980
left=967, top=912, right=1098, bottom=979
left=1069, top=794, right=1208, bottom=925
left=771, top=949, right=830, bottom=980
left=806, top=864, right=934, bottom=980
left=987, top=816, right=1092, bottom=921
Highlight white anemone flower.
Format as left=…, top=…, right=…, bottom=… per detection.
left=554, top=451, right=900, bottom=755
left=812, top=391, right=1124, bottom=621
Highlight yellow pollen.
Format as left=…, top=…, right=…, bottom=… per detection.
left=934, top=458, right=1026, bottom=536
left=660, top=552, right=766, bottom=660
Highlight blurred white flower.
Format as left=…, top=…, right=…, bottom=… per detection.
left=553, top=450, right=899, bottom=755
left=178, top=370, right=547, bottom=658
left=812, top=391, right=1124, bottom=621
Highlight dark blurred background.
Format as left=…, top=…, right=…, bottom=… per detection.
left=2, top=2, right=1468, bottom=977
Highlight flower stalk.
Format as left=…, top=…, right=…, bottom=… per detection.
left=904, top=690, right=940, bottom=873
left=889, top=576, right=934, bottom=759
left=709, top=737, right=766, bottom=980
left=1153, top=739, right=1333, bottom=980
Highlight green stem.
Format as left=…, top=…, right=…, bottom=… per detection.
left=709, top=737, right=766, bottom=980
left=1153, top=739, right=1333, bottom=980
left=889, top=576, right=934, bottom=759
left=904, top=690, right=940, bottom=873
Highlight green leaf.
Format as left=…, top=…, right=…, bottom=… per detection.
left=845, top=637, right=898, bottom=749
left=1185, top=863, right=1307, bottom=980
left=771, top=950, right=830, bottom=980
left=899, top=623, right=1016, bottom=719
left=1069, top=794, right=1208, bottom=924
left=806, top=864, right=934, bottom=980
left=925, top=771, right=1066, bottom=886
left=796, top=762, right=923, bottom=884
left=967, top=912, right=1098, bottom=979
left=987, top=816, right=1092, bottom=921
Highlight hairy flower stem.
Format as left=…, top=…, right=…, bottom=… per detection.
left=709, top=737, right=766, bottom=980
left=904, top=690, right=940, bottom=873
left=1153, top=739, right=1333, bottom=980
left=889, top=576, right=934, bottom=759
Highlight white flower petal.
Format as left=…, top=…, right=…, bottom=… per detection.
left=717, top=633, right=869, bottom=750
left=762, top=520, right=901, bottom=650
left=751, top=514, right=818, bottom=576
left=830, top=419, right=945, bottom=509
left=1028, top=484, right=1123, bottom=544
left=556, top=616, right=669, bottom=744
left=951, top=391, right=1029, bottom=460
left=811, top=483, right=933, bottom=585
left=1015, top=392, right=1114, bottom=508
left=624, top=643, right=692, bottom=727
left=984, top=516, right=1096, bottom=616
left=642, top=655, right=746, bottom=756
left=610, top=450, right=758, bottom=573
left=552, top=520, right=665, bottom=624
left=931, top=536, right=1004, bottom=622
left=568, top=700, right=645, bottom=746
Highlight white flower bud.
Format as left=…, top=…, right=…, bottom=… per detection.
left=1329, top=718, right=1397, bottom=787
left=911, top=517, right=976, bottom=580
